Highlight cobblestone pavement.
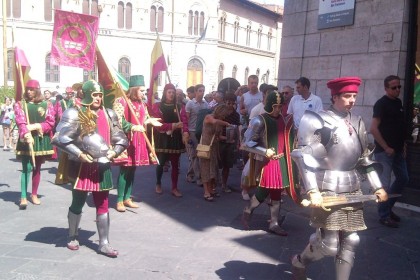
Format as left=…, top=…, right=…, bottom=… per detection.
left=0, top=148, right=419, bottom=280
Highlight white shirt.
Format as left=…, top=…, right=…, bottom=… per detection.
left=249, top=102, right=266, bottom=120
left=242, top=91, right=263, bottom=115
left=287, top=93, right=323, bottom=128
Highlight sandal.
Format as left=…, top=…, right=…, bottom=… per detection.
left=204, top=195, right=214, bottom=202
left=155, top=185, right=163, bottom=194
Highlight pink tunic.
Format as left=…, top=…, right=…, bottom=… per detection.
left=113, top=98, right=149, bottom=166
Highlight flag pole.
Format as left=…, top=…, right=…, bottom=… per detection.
left=15, top=56, right=36, bottom=167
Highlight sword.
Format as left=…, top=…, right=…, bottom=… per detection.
left=301, top=194, right=402, bottom=211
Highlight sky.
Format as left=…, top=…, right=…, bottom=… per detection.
left=253, top=0, right=284, bottom=6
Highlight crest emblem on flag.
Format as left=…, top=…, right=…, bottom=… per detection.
left=51, top=10, right=99, bottom=70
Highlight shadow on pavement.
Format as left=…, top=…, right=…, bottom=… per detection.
left=215, top=260, right=291, bottom=280
left=25, top=226, right=96, bottom=250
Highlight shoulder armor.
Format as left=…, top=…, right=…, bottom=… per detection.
left=244, top=115, right=265, bottom=145
left=55, top=107, right=79, bottom=132
left=297, top=110, right=324, bottom=146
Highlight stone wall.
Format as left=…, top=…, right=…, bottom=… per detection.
left=278, top=0, right=410, bottom=127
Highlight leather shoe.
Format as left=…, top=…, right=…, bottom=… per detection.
left=123, top=199, right=139, bottom=208
left=171, top=189, right=183, bottom=197
left=379, top=217, right=399, bottom=228
left=30, top=195, right=41, bottom=205
left=19, top=198, right=28, bottom=210
left=390, top=211, right=401, bottom=222
left=116, top=202, right=126, bottom=212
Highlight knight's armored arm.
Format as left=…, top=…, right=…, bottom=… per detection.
left=291, top=148, right=319, bottom=193
left=354, top=118, right=384, bottom=192
left=291, top=111, right=327, bottom=193
left=106, top=108, right=129, bottom=157
left=52, top=108, right=83, bottom=157
left=240, top=116, right=268, bottom=157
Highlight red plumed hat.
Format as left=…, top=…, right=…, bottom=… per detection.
left=327, top=77, right=361, bottom=96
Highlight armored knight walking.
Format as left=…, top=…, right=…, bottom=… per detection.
left=53, top=80, right=128, bottom=257
left=290, top=77, right=388, bottom=280
left=241, top=90, right=296, bottom=236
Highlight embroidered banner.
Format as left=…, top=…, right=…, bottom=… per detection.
left=51, top=10, right=99, bottom=70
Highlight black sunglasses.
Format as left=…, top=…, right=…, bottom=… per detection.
left=389, top=85, right=402, bottom=90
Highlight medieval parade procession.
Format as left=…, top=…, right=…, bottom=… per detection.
left=1, top=1, right=419, bottom=279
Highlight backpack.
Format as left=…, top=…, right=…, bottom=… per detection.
left=195, top=108, right=213, bottom=142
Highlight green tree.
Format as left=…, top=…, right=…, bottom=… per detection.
left=0, top=86, right=15, bottom=102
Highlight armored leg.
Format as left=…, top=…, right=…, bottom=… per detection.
left=268, top=200, right=287, bottom=236
left=67, top=210, right=82, bottom=250
left=292, top=229, right=339, bottom=280
left=242, top=195, right=261, bottom=229
left=335, top=232, right=360, bottom=280
left=96, top=213, right=118, bottom=257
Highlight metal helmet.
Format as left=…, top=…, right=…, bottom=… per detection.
left=81, top=80, right=103, bottom=105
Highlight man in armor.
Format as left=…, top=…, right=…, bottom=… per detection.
left=52, top=80, right=128, bottom=257
left=290, top=77, right=388, bottom=280
left=241, top=90, right=296, bottom=236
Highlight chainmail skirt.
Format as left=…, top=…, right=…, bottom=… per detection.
left=309, top=190, right=367, bottom=231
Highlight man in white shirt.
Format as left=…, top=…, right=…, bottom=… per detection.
left=287, top=77, right=323, bottom=129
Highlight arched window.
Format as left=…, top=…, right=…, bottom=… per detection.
left=44, top=0, right=52, bottom=21
left=126, top=2, right=132, bottom=29
left=257, top=28, right=262, bottom=48
left=267, top=31, right=272, bottom=51
left=118, top=57, right=131, bottom=82
left=266, top=70, right=270, bottom=83
left=188, top=11, right=194, bottom=35
left=246, top=25, right=251, bottom=46
left=199, top=12, right=205, bottom=35
left=157, top=6, right=164, bottom=33
left=187, top=58, right=203, bottom=88
left=188, top=11, right=193, bottom=35
left=218, top=63, right=224, bottom=84
left=256, top=68, right=260, bottom=79
left=244, top=67, right=249, bottom=85
left=91, top=0, right=98, bottom=16
left=219, top=16, right=226, bottom=41
left=83, top=64, right=97, bottom=82
left=118, top=1, right=124, bottom=29
left=82, top=0, right=89, bottom=14
left=12, top=0, right=21, bottom=18
left=150, top=6, right=156, bottom=31
left=44, top=0, right=62, bottom=21
left=232, top=65, right=237, bottom=80
left=7, top=49, right=14, bottom=81
left=234, top=21, right=239, bottom=44
left=150, top=5, right=164, bottom=32
left=194, top=11, right=199, bottom=35
left=45, top=53, right=60, bottom=83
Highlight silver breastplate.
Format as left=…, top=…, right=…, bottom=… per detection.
left=323, top=120, right=361, bottom=170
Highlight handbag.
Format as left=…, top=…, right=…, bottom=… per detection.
left=196, top=134, right=215, bottom=159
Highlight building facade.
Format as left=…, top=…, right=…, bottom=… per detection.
left=278, top=0, right=419, bottom=206
left=1, top=0, right=281, bottom=95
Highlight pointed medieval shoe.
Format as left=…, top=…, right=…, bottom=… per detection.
left=116, top=202, right=126, bottom=212
left=19, top=198, right=28, bottom=210
left=98, top=243, right=118, bottom=258
left=30, top=194, right=41, bottom=205
left=171, top=189, right=183, bottom=198
left=123, top=199, right=139, bottom=208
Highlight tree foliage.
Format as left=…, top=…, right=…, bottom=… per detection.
left=0, top=86, right=15, bottom=102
